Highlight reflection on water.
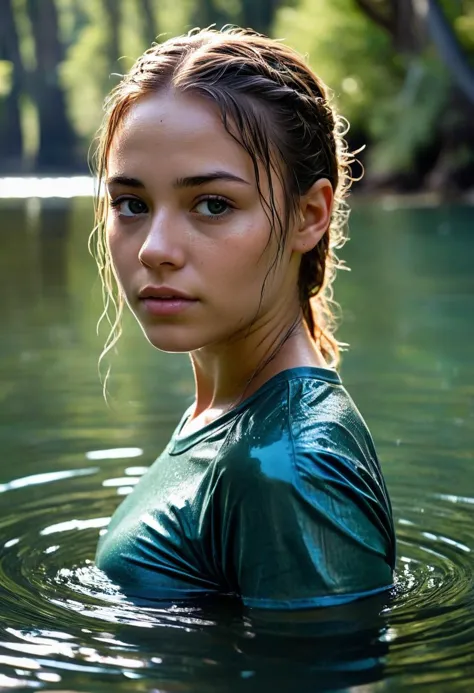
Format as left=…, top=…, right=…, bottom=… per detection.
left=0, top=193, right=473, bottom=691
left=0, top=176, right=93, bottom=198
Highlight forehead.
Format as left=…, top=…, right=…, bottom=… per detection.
left=107, top=90, right=253, bottom=178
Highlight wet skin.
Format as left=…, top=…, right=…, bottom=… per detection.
left=106, top=89, right=333, bottom=428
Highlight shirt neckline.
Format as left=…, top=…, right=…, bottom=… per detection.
left=168, top=366, right=342, bottom=455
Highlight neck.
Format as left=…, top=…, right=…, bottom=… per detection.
left=188, top=308, right=328, bottom=423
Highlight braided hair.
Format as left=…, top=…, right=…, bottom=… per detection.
left=92, top=27, right=354, bottom=374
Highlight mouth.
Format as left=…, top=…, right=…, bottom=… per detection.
left=140, top=295, right=192, bottom=300
left=137, top=285, right=196, bottom=301
left=137, top=288, right=198, bottom=316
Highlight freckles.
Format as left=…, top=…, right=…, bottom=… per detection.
left=226, top=216, right=271, bottom=256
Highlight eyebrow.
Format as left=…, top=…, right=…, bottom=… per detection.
left=106, top=175, right=144, bottom=188
left=106, top=171, right=250, bottom=189
left=174, top=172, right=251, bottom=188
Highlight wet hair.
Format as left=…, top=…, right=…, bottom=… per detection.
left=91, top=26, right=355, bottom=382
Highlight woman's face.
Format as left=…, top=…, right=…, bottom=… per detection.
left=106, top=90, right=299, bottom=354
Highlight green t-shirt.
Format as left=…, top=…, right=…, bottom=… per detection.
left=96, top=367, right=396, bottom=609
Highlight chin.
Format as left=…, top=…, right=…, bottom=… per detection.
left=139, top=324, right=210, bottom=354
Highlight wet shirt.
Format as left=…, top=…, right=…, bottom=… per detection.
left=96, top=367, right=396, bottom=609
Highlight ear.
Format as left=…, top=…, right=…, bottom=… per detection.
left=292, top=178, right=334, bottom=253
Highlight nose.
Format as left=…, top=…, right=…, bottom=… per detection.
left=138, top=208, right=185, bottom=269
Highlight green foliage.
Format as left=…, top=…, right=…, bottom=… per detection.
left=121, top=0, right=154, bottom=67
left=12, top=0, right=36, bottom=70
left=274, top=0, right=399, bottom=128
left=60, top=0, right=197, bottom=145
left=0, top=61, right=13, bottom=97
left=154, top=0, right=195, bottom=37
left=19, top=92, right=38, bottom=160
left=4, top=0, right=474, bottom=180
left=369, top=57, right=451, bottom=175
left=439, top=0, right=474, bottom=52
left=455, top=14, right=474, bottom=51
left=274, top=0, right=473, bottom=177
left=61, top=18, right=111, bottom=141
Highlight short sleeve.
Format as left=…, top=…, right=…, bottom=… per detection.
left=217, top=446, right=395, bottom=610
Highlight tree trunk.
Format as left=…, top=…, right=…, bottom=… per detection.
left=191, top=0, right=230, bottom=30
left=426, top=0, right=474, bottom=105
left=392, top=0, right=423, bottom=53
left=353, top=0, right=394, bottom=33
left=240, top=0, right=281, bottom=35
left=26, top=0, right=77, bottom=171
left=0, top=0, right=24, bottom=170
left=354, top=0, right=426, bottom=53
left=69, top=0, right=90, bottom=41
left=103, top=0, right=122, bottom=71
left=0, top=86, right=24, bottom=171
left=138, top=0, right=159, bottom=47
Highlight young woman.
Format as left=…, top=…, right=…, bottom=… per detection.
left=93, top=27, right=396, bottom=610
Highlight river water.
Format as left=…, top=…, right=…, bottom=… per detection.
left=0, top=191, right=473, bottom=691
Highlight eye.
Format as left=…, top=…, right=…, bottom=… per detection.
left=110, top=197, right=148, bottom=217
left=193, top=197, right=232, bottom=218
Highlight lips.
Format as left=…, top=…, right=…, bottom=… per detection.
left=137, top=285, right=197, bottom=317
left=138, top=285, right=195, bottom=301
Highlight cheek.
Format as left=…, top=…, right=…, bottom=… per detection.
left=227, top=213, right=274, bottom=269
left=106, top=229, right=121, bottom=274
left=105, top=220, right=119, bottom=259
left=107, top=224, right=134, bottom=270
left=209, top=224, right=276, bottom=303
left=105, top=230, right=132, bottom=297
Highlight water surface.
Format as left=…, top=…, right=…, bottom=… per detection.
left=0, top=193, right=473, bottom=691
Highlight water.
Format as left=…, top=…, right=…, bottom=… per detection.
left=0, top=190, right=473, bottom=691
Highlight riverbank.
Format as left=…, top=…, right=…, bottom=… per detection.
left=1, top=175, right=473, bottom=206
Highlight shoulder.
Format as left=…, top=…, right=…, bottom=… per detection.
left=285, top=375, right=393, bottom=522
left=218, top=371, right=380, bottom=483
left=287, top=374, right=378, bottom=458
left=214, top=371, right=394, bottom=547
left=211, top=377, right=356, bottom=496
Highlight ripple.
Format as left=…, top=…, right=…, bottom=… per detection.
left=0, top=467, right=98, bottom=493
left=0, top=468, right=474, bottom=690
left=85, top=448, right=144, bottom=461
left=382, top=490, right=474, bottom=685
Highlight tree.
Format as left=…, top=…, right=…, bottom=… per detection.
left=426, top=0, right=474, bottom=105
left=103, top=0, right=122, bottom=71
left=353, top=0, right=422, bottom=53
left=352, top=0, right=474, bottom=188
left=138, top=0, right=159, bottom=47
left=240, top=0, right=285, bottom=35
left=190, top=0, right=232, bottom=29
left=354, top=0, right=474, bottom=104
left=26, top=0, right=77, bottom=170
left=188, top=0, right=286, bottom=37
left=0, top=0, right=24, bottom=170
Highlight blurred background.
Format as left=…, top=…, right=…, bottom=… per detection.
left=0, top=0, right=474, bottom=194
left=0, top=2, right=474, bottom=691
